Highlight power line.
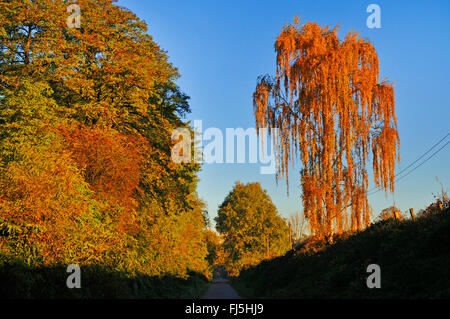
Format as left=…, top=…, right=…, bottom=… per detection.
left=368, top=139, right=450, bottom=196
left=365, top=132, right=449, bottom=195
left=396, top=132, right=449, bottom=177
left=393, top=140, right=450, bottom=184
left=339, top=132, right=449, bottom=211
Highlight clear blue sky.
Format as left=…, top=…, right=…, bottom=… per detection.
left=118, top=0, right=450, bottom=225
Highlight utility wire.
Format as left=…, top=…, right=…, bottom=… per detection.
left=365, top=132, right=449, bottom=195
left=396, top=132, right=449, bottom=177
left=339, top=132, right=449, bottom=211
left=393, top=140, right=450, bottom=184
left=368, top=139, right=450, bottom=196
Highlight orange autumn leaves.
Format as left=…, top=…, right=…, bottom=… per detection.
left=0, top=0, right=176, bottom=126
left=0, top=123, right=144, bottom=264
left=59, top=125, right=144, bottom=214
left=0, top=0, right=208, bottom=277
left=254, top=18, right=399, bottom=239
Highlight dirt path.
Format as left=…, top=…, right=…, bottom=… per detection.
left=201, top=278, right=242, bottom=299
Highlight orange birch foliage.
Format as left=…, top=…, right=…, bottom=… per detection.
left=254, top=18, right=399, bottom=239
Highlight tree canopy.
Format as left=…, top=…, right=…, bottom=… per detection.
left=0, top=0, right=207, bottom=279
left=253, top=18, right=399, bottom=239
left=376, top=206, right=404, bottom=222
left=215, top=182, right=291, bottom=276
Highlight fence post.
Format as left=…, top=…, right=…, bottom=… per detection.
left=288, top=222, right=293, bottom=250
left=392, top=210, right=398, bottom=220
left=409, top=208, right=415, bottom=220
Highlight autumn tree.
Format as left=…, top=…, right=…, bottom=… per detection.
left=204, top=229, right=227, bottom=279
left=253, top=18, right=399, bottom=240
left=215, top=182, right=291, bottom=276
left=0, top=0, right=208, bottom=278
left=375, top=206, right=404, bottom=222
left=289, top=211, right=309, bottom=244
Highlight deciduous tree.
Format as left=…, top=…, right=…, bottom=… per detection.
left=215, top=182, right=290, bottom=276
left=0, top=0, right=208, bottom=279
left=254, top=18, right=399, bottom=239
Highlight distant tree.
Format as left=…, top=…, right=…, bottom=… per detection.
left=418, top=177, right=449, bottom=217
left=433, top=177, right=449, bottom=210
left=376, top=206, right=404, bottom=222
left=204, top=229, right=227, bottom=279
left=253, top=18, right=399, bottom=240
left=215, top=182, right=291, bottom=276
left=289, top=211, right=309, bottom=244
left=0, top=0, right=208, bottom=278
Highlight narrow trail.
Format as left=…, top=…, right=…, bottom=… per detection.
left=201, top=277, right=242, bottom=299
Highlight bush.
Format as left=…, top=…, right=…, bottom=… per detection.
left=233, top=207, right=450, bottom=299
left=0, top=256, right=209, bottom=299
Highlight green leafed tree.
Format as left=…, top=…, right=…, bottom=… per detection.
left=0, top=0, right=208, bottom=282
left=215, top=182, right=291, bottom=276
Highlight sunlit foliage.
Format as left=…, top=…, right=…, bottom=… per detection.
left=253, top=18, right=399, bottom=239
left=215, top=182, right=291, bottom=276
left=0, top=0, right=208, bottom=283
left=375, top=206, right=404, bottom=222
left=204, top=229, right=227, bottom=279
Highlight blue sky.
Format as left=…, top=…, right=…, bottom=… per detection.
left=118, top=0, right=450, bottom=225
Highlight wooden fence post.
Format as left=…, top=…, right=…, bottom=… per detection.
left=288, top=222, right=293, bottom=250
left=409, top=208, right=415, bottom=220
left=392, top=210, right=398, bottom=220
